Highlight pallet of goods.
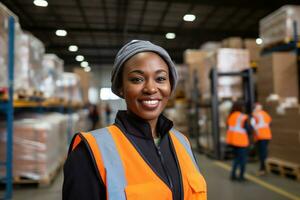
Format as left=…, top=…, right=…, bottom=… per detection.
left=0, top=113, right=68, bottom=186
left=259, top=5, right=300, bottom=48
left=263, top=99, right=300, bottom=181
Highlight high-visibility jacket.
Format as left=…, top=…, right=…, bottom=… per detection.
left=71, top=125, right=206, bottom=200
left=253, top=110, right=272, bottom=141
left=226, top=111, right=249, bottom=147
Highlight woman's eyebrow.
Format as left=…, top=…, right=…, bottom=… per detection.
left=129, top=69, right=144, bottom=74
left=156, top=69, right=168, bottom=74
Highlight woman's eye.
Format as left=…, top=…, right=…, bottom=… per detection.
left=129, top=77, right=144, bottom=83
left=156, top=76, right=167, bottom=82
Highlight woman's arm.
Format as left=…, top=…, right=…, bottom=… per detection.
left=63, top=142, right=106, bottom=200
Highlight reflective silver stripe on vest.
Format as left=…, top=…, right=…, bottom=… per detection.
left=171, top=129, right=200, bottom=172
left=90, top=128, right=127, bottom=200
left=254, top=113, right=269, bottom=130
left=228, top=114, right=246, bottom=134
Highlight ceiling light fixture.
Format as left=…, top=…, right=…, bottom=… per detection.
left=68, top=45, right=78, bottom=52
left=165, top=32, right=176, bottom=39
left=183, top=14, right=196, bottom=22
left=256, top=38, right=263, bottom=45
left=33, top=0, right=48, bottom=7
left=75, top=55, right=84, bottom=62
left=55, top=29, right=67, bottom=37
left=84, top=66, right=91, bottom=72
left=81, top=61, right=89, bottom=68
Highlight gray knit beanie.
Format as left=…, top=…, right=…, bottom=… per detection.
left=111, top=40, right=178, bottom=97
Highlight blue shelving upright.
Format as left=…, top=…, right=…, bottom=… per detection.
left=0, top=16, right=15, bottom=200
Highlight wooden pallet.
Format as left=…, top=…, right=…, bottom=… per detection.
left=13, top=89, right=45, bottom=102
left=13, top=157, right=65, bottom=187
left=266, top=157, right=300, bottom=181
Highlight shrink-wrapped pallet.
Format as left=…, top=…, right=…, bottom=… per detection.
left=0, top=113, right=68, bottom=180
left=183, top=48, right=250, bottom=99
left=56, top=72, right=83, bottom=103
left=14, top=32, right=46, bottom=95
left=259, top=5, right=300, bottom=47
left=0, top=3, right=19, bottom=95
left=204, top=48, right=250, bottom=99
left=41, top=54, right=64, bottom=98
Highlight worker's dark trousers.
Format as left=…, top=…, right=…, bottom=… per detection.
left=257, top=140, right=269, bottom=171
left=231, top=147, right=248, bottom=180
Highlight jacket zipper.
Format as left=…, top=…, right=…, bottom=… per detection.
left=169, top=135, right=183, bottom=200
left=155, top=144, right=174, bottom=199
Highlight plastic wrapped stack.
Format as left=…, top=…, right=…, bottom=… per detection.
left=56, top=72, right=83, bottom=103
left=259, top=5, right=300, bottom=47
left=0, top=3, right=19, bottom=100
left=14, top=31, right=46, bottom=97
left=214, top=48, right=250, bottom=98
left=41, top=54, right=64, bottom=99
left=0, top=113, right=68, bottom=180
left=184, top=48, right=250, bottom=100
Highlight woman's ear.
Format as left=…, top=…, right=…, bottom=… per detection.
left=119, top=88, right=124, bottom=97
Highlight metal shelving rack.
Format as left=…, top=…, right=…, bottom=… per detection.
left=0, top=16, right=15, bottom=200
left=209, top=68, right=255, bottom=159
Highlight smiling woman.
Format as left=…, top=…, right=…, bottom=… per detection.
left=63, top=40, right=207, bottom=200
left=121, top=52, right=171, bottom=137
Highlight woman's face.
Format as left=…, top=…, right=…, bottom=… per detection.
left=121, top=52, right=171, bottom=122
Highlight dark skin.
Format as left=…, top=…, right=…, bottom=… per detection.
left=120, top=52, right=171, bottom=138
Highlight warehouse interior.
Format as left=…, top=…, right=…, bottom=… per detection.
left=1, top=0, right=300, bottom=199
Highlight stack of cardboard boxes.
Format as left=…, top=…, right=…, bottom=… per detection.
left=264, top=101, right=300, bottom=165
left=257, top=52, right=299, bottom=102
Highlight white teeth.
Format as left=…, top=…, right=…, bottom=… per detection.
left=143, top=100, right=158, bottom=105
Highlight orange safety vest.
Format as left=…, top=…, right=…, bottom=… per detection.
left=226, top=111, right=249, bottom=147
left=71, top=125, right=206, bottom=200
left=253, top=110, right=272, bottom=141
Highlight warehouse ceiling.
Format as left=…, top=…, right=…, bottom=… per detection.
left=2, top=0, right=300, bottom=66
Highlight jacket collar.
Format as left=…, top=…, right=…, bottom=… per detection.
left=115, top=110, right=173, bottom=139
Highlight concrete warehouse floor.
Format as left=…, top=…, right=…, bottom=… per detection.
left=2, top=152, right=299, bottom=200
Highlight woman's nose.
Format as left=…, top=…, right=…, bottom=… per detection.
left=142, top=80, right=157, bottom=94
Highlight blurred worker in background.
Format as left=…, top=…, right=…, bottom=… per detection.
left=252, top=103, right=272, bottom=176
left=63, top=40, right=206, bottom=200
left=226, top=102, right=251, bottom=181
left=105, top=103, right=112, bottom=125
left=88, top=104, right=99, bottom=130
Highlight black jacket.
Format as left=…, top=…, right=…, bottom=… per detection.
left=63, top=111, right=183, bottom=200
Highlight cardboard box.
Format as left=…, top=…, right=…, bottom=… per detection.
left=257, top=52, right=299, bottom=101
left=222, top=37, right=243, bottom=49
left=183, top=49, right=206, bottom=65
left=74, top=68, right=91, bottom=104
left=244, top=38, right=261, bottom=62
